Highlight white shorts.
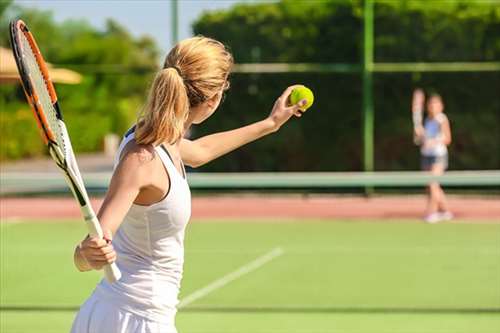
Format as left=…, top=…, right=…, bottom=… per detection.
left=70, top=294, right=177, bottom=333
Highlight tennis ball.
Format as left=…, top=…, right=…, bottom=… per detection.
left=289, top=86, right=314, bottom=111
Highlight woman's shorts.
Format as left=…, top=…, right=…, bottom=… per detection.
left=421, top=154, right=448, bottom=171
left=70, top=295, right=177, bottom=333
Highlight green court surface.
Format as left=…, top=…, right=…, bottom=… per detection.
left=1, top=220, right=499, bottom=333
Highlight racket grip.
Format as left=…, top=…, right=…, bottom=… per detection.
left=104, top=262, right=122, bottom=283
left=82, top=206, right=122, bottom=283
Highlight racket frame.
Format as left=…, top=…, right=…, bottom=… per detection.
left=10, top=19, right=121, bottom=283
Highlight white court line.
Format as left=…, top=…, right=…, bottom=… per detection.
left=178, top=247, right=284, bottom=308
left=0, top=220, right=23, bottom=228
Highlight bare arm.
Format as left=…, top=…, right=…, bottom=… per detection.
left=180, top=119, right=276, bottom=167
left=412, top=88, right=425, bottom=145
left=74, top=145, right=156, bottom=271
left=440, top=115, right=452, bottom=145
left=181, top=85, right=306, bottom=167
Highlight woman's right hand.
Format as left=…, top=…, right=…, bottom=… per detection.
left=76, top=232, right=117, bottom=271
left=267, top=85, right=307, bottom=132
left=412, top=88, right=425, bottom=112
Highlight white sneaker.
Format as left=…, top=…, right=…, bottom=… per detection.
left=438, top=211, right=454, bottom=221
left=424, top=212, right=441, bottom=223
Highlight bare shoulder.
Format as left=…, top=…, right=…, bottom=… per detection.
left=437, top=113, right=449, bottom=124
left=179, top=137, right=193, bottom=145
left=118, top=140, right=157, bottom=170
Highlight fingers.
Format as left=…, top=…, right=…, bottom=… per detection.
left=288, top=99, right=308, bottom=117
left=85, top=236, right=108, bottom=249
left=79, top=235, right=117, bottom=269
left=278, top=84, right=303, bottom=107
left=84, top=249, right=117, bottom=269
left=86, top=244, right=114, bottom=256
left=88, top=251, right=117, bottom=264
left=413, top=88, right=423, bottom=96
left=413, top=88, right=425, bottom=104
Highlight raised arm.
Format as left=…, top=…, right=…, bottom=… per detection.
left=181, top=85, right=306, bottom=168
left=412, top=88, right=425, bottom=145
left=74, top=144, right=156, bottom=272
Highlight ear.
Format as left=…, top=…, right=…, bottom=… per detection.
left=207, top=91, right=222, bottom=109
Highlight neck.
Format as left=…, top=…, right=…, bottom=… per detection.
left=184, top=110, right=196, bottom=133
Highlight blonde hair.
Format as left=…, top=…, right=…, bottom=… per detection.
left=135, top=36, right=233, bottom=145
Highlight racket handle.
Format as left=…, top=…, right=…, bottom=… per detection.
left=104, top=262, right=122, bottom=283
left=82, top=206, right=122, bottom=283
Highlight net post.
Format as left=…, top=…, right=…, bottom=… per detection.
left=171, top=0, right=179, bottom=45
left=363, top=0, right=375, bottom=195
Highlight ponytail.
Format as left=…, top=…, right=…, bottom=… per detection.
left=135, top=68, right=189, bottom=145
left=135, top=36, right=233, bottom=146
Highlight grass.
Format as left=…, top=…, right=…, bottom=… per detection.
left=1, top=219, right=500, bottom=333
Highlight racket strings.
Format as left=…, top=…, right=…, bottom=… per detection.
left=20, top=32, right=67, bottom=156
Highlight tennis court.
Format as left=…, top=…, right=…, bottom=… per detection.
left=1, top=218, right=499, bottom=333
left=1, top=1, right=500, bottom=332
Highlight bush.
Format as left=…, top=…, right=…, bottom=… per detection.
left=192, top=0, right=500, bottom=171
left=0, top=107, right=45, bottom=160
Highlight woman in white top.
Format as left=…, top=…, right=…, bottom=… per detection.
left=412, top=89, right=453, bottom=223
left=70, top=37, right=307, bottom=333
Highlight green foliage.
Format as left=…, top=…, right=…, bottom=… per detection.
left=1, top=1, right=498, bottom=171
left=0, top=4, right=158, bottom=160
left=194, top=1, right=362, bottom=63
left=0, top=106, right=44, bottom=160
left=193, top=0, right=500, bottom=171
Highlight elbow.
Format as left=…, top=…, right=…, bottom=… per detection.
left=187, top=160, right=204, bottom=169
left=186, top=155, right=210, bottom=169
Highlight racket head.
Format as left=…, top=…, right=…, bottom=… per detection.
left=9, top=19, right=69, bottom=162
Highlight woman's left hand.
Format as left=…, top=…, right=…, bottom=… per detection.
left=267, top=85, right=307, bottom=131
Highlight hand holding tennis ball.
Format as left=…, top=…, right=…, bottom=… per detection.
left=289, top=85, right=314, bottom=111
left=267, top=85, right=315, bottom=131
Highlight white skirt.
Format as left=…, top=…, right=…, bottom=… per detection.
left=70, top=294, right=178, bottom=333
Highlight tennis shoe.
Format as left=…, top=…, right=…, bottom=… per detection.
left=424, top=212, right=441, bottom=224
left=438, top=211, right=454, bottom=221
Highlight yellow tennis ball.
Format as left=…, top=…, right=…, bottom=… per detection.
left=289, top=86, right=314, bottom=111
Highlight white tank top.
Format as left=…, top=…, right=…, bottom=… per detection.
left=94, top=128, right=191, bottom=324
left=421, top=113, right=448, bottom=157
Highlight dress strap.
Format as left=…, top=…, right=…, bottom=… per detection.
left=156, top=145, right=186, bottom=180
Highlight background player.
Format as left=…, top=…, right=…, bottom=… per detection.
left=412, top=89, right=453, bottom=223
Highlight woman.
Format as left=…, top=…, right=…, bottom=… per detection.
left=70, top=37, right=307, bottom=333
left=412, top=89, right=453, bottom=223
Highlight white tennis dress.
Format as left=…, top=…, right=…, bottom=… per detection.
left=71, top=129, right=191, bottom=333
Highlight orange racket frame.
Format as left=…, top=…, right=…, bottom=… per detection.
left=10, top=19, right=121, bottom=283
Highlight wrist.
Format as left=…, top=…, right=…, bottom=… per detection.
left=263, top=117, right=279, bottom=133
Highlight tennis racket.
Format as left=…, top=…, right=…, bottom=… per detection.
left=10, top=19, right=121, bottom=283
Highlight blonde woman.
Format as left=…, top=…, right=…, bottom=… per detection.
left=70, top=37, right=307, bottom=333
left=412, top=89, right=453, bottom=223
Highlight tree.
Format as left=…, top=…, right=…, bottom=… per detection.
left=0, top=4, right=160, bottom=160
left=190, top=0, right=499, bottom=171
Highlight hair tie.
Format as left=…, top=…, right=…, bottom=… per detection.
left=170, top=66, right=183, bottom=78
